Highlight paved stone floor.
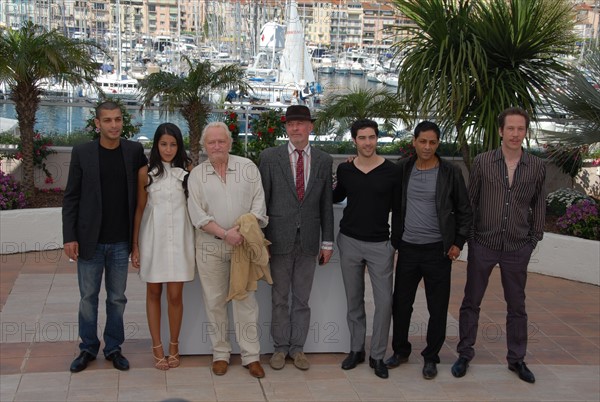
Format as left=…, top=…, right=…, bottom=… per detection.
left=0, top=251, right=598, bottom=401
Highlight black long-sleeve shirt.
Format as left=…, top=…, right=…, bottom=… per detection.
left=333, top=159, right=401, bottom=242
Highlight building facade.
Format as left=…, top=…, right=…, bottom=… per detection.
left=1, top=0, right=597, bottom=56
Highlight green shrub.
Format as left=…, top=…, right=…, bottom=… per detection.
left=0, top=132, right=19, bottom=144
left=46, top=131, right=93, bottom=146
left=546, top=188, right=595, bottom=216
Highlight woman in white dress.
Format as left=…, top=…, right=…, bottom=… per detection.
left=132, top=123, right=195, bottom=370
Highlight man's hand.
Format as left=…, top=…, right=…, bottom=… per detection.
left=64, top=241, right=79, bottom=261
left=224, top=225, right=244, bottom=247
left=447, top=245, right=461, bottom=261
left=318, top=248, right=333, bottom=265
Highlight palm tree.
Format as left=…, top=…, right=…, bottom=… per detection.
left=543, top=46, right=600, bottom=181
left=138, top=57, right=249, bottom=165
left=391, top=0, right=577, bottom=169
left=0, top=22, right=102, bottom=194
left=313, top=87, right=409, bottom=141
left=547, top=47, right=600, bottom=146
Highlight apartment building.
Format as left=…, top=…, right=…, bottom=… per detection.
left=1, top=0, right=597, bottom=55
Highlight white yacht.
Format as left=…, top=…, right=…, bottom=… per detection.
left=350, top=61, right=365, bottom=76
left=318, top=58, right=335, bottom=74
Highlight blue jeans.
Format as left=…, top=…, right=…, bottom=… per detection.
left=77, top=242, right=129, bottom=357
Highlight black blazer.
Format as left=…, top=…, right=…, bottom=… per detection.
left=62, top=139, right=147, bottom=260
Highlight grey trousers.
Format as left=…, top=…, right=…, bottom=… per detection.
left=337, top=233, right=395, bottom=360
left=270, top=233, right=317, bottom=356
left=457, top=240, right=533, bottom=364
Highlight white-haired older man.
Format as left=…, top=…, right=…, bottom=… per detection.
left=187, top=122, right=268, bottom=378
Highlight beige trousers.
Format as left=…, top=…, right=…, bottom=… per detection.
left=195, top=233, right=260, bottom=366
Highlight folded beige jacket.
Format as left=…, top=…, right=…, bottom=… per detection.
left=227, top=213, right=273, bottom=301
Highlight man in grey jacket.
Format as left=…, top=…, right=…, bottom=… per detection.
left=259, top=105, right=334, bottom=371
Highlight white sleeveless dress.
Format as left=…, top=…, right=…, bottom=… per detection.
left=139, top=163, right=195, bottom=283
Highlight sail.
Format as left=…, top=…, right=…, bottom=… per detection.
left=259, top=22, right=285, bottom=51
left=278, top=0, right=315, bottom=84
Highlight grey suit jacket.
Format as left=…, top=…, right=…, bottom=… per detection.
left=62, top=139, right=147, bottom=260
left=259, top=144, right=334, bottom=255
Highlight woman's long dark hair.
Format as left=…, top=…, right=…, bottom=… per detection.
left=147, top=123, right=192, bottom=195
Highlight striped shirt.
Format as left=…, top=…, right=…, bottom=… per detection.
left=469, top=148, right=546, bottom=251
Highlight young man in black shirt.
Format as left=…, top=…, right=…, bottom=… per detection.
left=63, top=101, right=147, bottom=373
left=333, top=119, right=401, bottom=379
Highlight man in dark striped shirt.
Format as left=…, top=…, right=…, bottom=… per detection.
left=452, top=107, right=546, bottom=384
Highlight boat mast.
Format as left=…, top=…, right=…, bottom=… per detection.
left=116, top=0, right=122, bottom=78
left=177, top=0, right=181, bottom=74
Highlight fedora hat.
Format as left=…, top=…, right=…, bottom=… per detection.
left=285, top=105, right=315, bottom=122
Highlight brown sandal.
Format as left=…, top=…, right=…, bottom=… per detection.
left=168, top=342, right=180, bottom=368
left=153, top=344, right=169, bottom=370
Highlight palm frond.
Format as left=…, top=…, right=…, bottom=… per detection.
left=544, top=47, right=600, bottom=146
left=390, top=0, right=578, bottom=167
left=313, top=87, right=408, bottom=139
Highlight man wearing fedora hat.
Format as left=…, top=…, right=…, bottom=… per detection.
left=259, top=105, right=334, bottom=371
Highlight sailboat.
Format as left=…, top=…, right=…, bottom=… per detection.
left=247, top=0, right=321, bottom=105
left=84, top=0, right=141, bottom=104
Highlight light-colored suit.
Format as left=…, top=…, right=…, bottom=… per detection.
left=259, top=144, right=334, bottom=356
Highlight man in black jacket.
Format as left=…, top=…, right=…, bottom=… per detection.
left=385, top=121, right=472, bottom=379
left=62, top=101, right=147, bottom=373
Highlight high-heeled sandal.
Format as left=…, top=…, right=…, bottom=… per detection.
left=168, top=342, right=180, bottom=368
left=153, top=344, right=169, bottom=370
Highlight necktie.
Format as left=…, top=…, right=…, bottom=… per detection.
left=295, top=149, right=305, bottom=201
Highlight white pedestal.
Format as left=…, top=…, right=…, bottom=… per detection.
left=162, top=204, right=351, bottom=355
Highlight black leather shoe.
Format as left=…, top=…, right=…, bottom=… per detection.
left=451, top=357, right=469, bottom=378
left=106, top=351, right=130, bottom=371
left=384, top=353, right=409, bottom=369
left=422, top=361, right=437, bottom=379
left=508, top=361, right=535, bottom=383
left=369, top=357, right=389, bottom=379
left=341, top=351, right=365, bottom=370
left=70, top=351, right=96, bottom=373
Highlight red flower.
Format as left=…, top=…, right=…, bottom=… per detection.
left=267, top=127, right=275, bottom=134
left=257, top=132, right=262, bottom=138
left=230, top=112, right=237, bottom=119
left=280, top=116, right=286, bottom=122
left=44, top=177, right=54, bottom=184
left=228, top=123, right=236, bottom=131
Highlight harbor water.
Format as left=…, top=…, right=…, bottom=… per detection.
left=0, top=74, right=388, bottom=138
